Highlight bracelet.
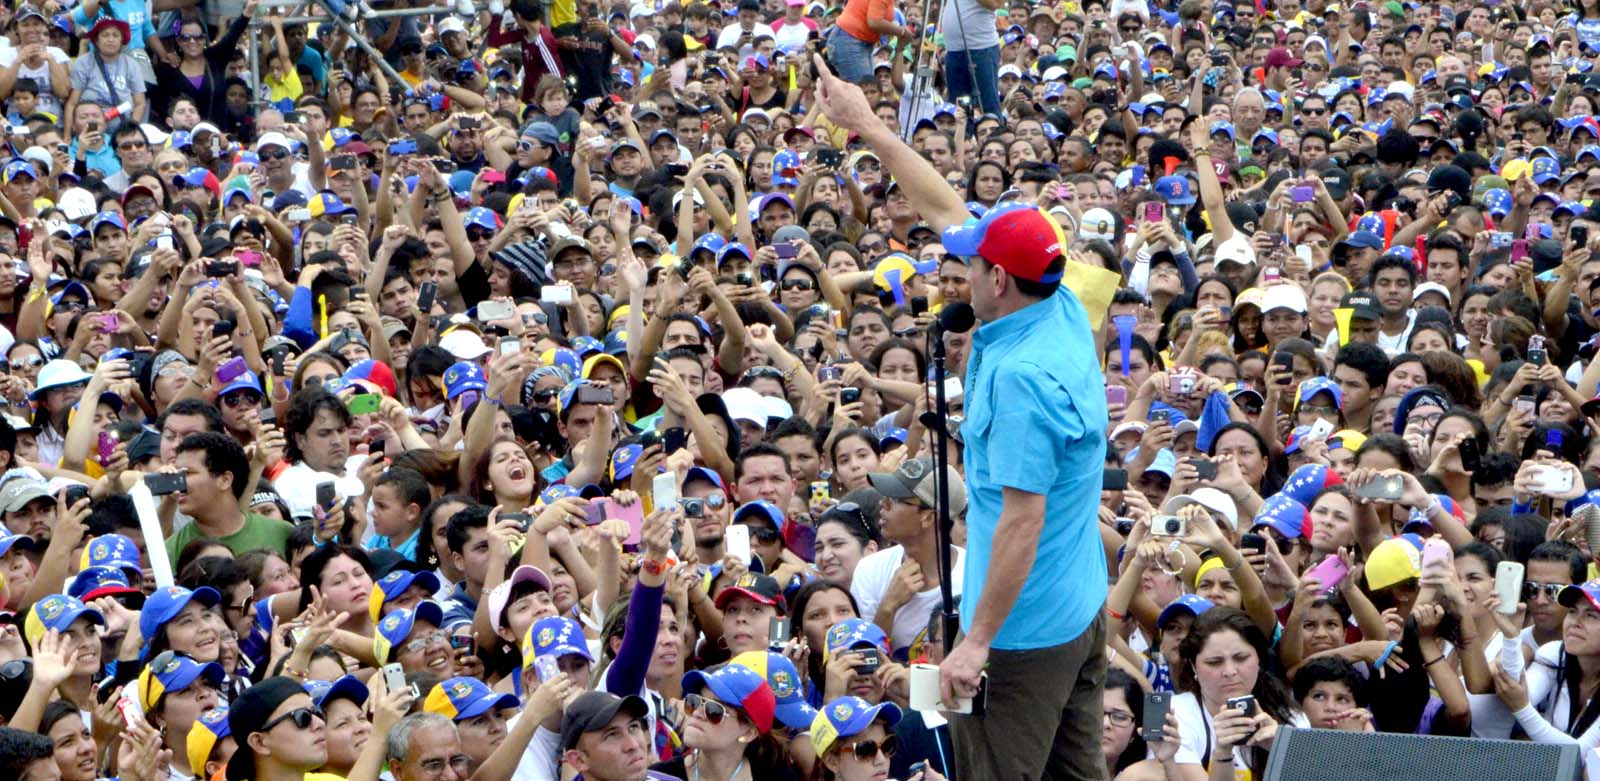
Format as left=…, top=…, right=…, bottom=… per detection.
left=640, top=557, right=666, bottom=576
left=1106, top=607, right=1127, bottom=621
left=1424, top=653, right=1447, bottom=667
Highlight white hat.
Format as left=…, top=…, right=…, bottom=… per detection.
left=1412, top=281, right=1453, bottom=305
left=139, top=122, right=170, bottom=146
left=438, top=16, right=466, bottom=34
left=1260, top=283, right=1308, bottom=314
left=1213, top=235, right=1257, bottom=267
left=1110, top=420, right=1147, bottom=439
left=57, top=188, right=96, bottom=221
left=1041, top=66, right=1068, bottom=82
left=254, top=131, right=293, bottom=152
left=1163, top=487, right=1240, bottom=530
left=721, top=387, right=771, bottom=429
left=191, top=122, right=223, bottom=138
left=439, top=330, right=491, bottom=360
left=1079, top=207, right=1117, bottom=241
left=31, top=359, right=91, bottom=398
left=20, top=146, right=51, bottom=176
left=999, top=64, right=1023, bottom=79
left=1384, top=81, right=1415, bottom=101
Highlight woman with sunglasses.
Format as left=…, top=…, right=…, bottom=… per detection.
left=652, top=663, right=798, bottom=781
left=810, top=696, right=942, bottom=781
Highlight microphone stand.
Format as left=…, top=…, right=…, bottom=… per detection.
left=921, top=326, right=960, bottom=657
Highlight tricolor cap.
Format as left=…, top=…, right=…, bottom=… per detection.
left=939, top=202, right=1065, bottom=283
left=681, top=663, right=777, bottom=733
left=1365, top=533, right=1424, bottom=590
left=187, top=707, right=231, bottom=778
left=522, top=615, right=593, bottom=669
left=1560, top=578, right=1600, bottom=612
left=373, top=600, right=445, bottom=664
left=368, top=568, right=444, bottom=622
left=729, top=651, right=817, bottom=730
left=1252, top=494, right=1311, bottom=540
left=822, top=617, right=889, bottom=662
left=139, top=586, right=221, bottom=646
left=24, top=593, right=103, bottom=647
left=610, top=443, right=643, bottom=482
left=138, top=651, right=225, bottom=709
left=304, top=674, right=369, bottom=708
left=1157, top=593, right=1214, bottom=628
left=810, top=696, right=902, bottom=758
left=343, top=359, right=398, bottom=398
left=1278, top=463, right=1343, bottom=507
left=444, top=361, right=488, bottom=401
left=424, top=676, right=520, bottom=721
left=67, top=565, right=140, bottom=603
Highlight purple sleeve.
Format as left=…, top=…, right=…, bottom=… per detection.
left=604, top=580, right=665, bottom=695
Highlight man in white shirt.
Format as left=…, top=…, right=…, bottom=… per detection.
left=716, top=0, right=775, bottom=55
left=850, top=458, right=965, bottom=658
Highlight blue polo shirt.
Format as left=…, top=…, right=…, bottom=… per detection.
left=960, top=284, right=1108, bottom=651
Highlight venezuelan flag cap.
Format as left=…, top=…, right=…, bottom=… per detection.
left=939, top=202, right=1066, bottom=283
left=368, top=569, right=444, bottom=622
left=729, top=651, right=816, bottom=730
left=682, top=663, right=777, bottom=734
left=424, top=676, right=520, bottom=721
left=822, top=618, right=889, bottom=664
left=304, top=674, right=369, bottom=709
left=522, top=616, right=593, bottom=672
left=188, top=707, right=230, bottom=778
left=372, top=600, right=445, bottom=665
left=24, top=593, right=103, bottom=647
left=138, top=651, right=225, bottom=710
left=809, top=696, right=902, bottom=758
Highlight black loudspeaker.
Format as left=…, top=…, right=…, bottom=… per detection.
left=1263, top=726, right=1583, bottom=781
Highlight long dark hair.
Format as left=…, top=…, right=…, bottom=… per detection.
left=415, top=493, right=475, bottom=570
left=1177, top=608, right=1297, bottom=779
left=787, top=579, right=860, bottom=683
left=1105, top=667, right=1148, bottom=775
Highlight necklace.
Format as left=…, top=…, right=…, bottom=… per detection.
left=690, top=752, right=747, bottom=781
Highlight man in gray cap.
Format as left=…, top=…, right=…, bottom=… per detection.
left=851, top=458, right=967, bottom=659
left=560, top=691, right=661, bottom=781
left=0, top=476, right=55, bottom=543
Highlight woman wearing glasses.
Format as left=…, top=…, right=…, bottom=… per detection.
left=810, top=696, right=944, bottom=781
left=651, top=663, right=797, bottom=780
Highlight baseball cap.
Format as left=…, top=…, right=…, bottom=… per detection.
left=562, top=691, right=650, bottom=750
left=1261, top=284, right=1308, bottom=314
left=485, top=565, right=553, bottom=628
left=728, top=651, right=817, bottom=730
left=443, top=361, right=488, bottom=401
left=681, top=663, right=777, bottom=733
left=303, top=674, right=369, bottom=709
left=866, top=457, right=966, bottom=516
left=940, top=202, right=1066, bottom=283
left=24, top=594, right=103, bottom=647
left=225, top=677, right=313, bottom=781
left=1162, top=487, right=1239, bottom=530
left=522, top=615, right=594, bottom=668
left=1252, top=494, right=1311, bottom=540
left=1365, top=534, right=1424, bottom=590
left=138, top=651, right=225, bottom=710
left=424, top=676, right=520, bottom=721
left=714, top=572, right=783, bottom=610
left=732, top=499, right=786, bottom=534
left=1265, top=47, right=1304, bottom=68
left=0, top=478, right=50, bottom=514
left=140, top=586, right=221, bottom=647
left=187, top=707, right=231, bottom=779
left=822, top=618, right=890, bottom=662
left=810, top=696, right=902, bottom=758
left=1296, top=377, right=1343, bottom=409
left=82, top=531, right=142, bottom=581
left=1340, top=292, right=1382, bottom=321
left=372, top=600, right=445, bottom=664
left=1156, top=593, right=1215, bottom=628
left=67, top=565, right=140, bottom=603
left=1078, top=207, right=1117, bottom=241
left=367, top=568, right=444, bottom=622
left=439, top=330, right=492, bottom=361
left=1278, top=463, right=1343, bottom=507
left=1559, top=578, right=1600, bottom=612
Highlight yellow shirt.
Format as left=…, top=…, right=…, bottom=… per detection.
left=266, top=70, right=303, bottom=104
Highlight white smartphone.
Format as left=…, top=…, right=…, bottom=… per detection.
left=382, top=662, right=409, bottom=695
left=724, top=524, right=751, bottom=564
left=478, top=299, right=516, bottom=321
left=1533, top=466, right=1575, bottom=496
left=286, top=208, right=311, bottom=222
left=1306, top=417, right=1335, bottom=443
left=652, top=471, right=678, bottom=511
left=500, top=338, right=520, bottom=356
left=540, top=284, right=574, bottom=305
left=1494, top=561, right=1524, bottom=615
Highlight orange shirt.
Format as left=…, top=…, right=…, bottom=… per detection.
left=838, top=0, right=894, bottom=44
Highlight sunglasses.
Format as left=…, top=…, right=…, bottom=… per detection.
left=845, top=734, right=898, bottom=761
left=780, top=279, right=815, bottom=291
left=179, top=33, right=206, bottom=41
left=260, top=150, right=290, bottom=161
left=467, top=229, right=494, bottom=241
left=685, top=693, right=735, bottom=724
left=748, top=525, right=781, bottom=543
left=260, top=705, right=325, bottom=732
left=533, top=388, right=560, bottom=403
left=1525, top=581, right=1566, bottom=601
left=223, top=392, right=263, bottom=408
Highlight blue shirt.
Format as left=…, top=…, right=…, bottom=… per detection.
left=959, top=285, right=1108, bottom=650
left=371, top=527, right=421, bottom=560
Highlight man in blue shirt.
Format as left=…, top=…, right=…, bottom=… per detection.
left=812, top=56, right=1109, bottom=780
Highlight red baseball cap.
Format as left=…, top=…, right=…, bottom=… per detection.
left=1265, top=47, right=1303, bottom=69
left=939, top=202, right=1067, bottom=283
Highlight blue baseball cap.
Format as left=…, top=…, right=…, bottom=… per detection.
left=733, top=499, right=785, bottom=533
left=369, top=568, right=444, bottom=621
left=25, top=594, right=104, bottom=647
left=217, top=369, right=264, bottom=399
left=1157, top=594, right=1215, bottom=628
left=822, top=618, right=889, bottom=660
left=67, top=565, right=140, bottom=603
left=3, top=159, right=35, bottom=182
left=83, top=533, right=142, bottom=581
left=1210, top=121, right=1236, bottom=141
left=0, top=532, right=34, bottom=558
left=304, top=673, right=369, bottom=708
left=610, top=443, right=643, bottom=482
left=810, top=696, right=902, bottom=757
left=1252, top=494, right=1311, bottom=539
left=683, top=465, right=725, bottom=490
left=1296, top=376, right=1343, bottom=409
left=424, top=676, right=520, bottom=721
left=716, top=242, right=753, bottom=267
left=374, top=600, right=445, bottom=664
left=525, top=616, right=593, bottom=661
left=89, top=211, right=127, bottom=233
left=443, top=361, right=487, bottom=401
left=1154, top=175, right=1196, bottom=205
left=691, top=233, right=727, bottom=258
left=137, top=652, right=225, bottom=710
left=464, top=206, right=501, bottom=232
left=139, top=586, right=221, bottom=645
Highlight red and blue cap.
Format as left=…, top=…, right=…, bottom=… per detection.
left=304, top=673, right=369, bottom=708
left=1404, top=494, right=1464, bottom=532
left=1278, top=464, right=1343, bottom=508
left=140, top=586, right=221, bottom=646
left=939, top=202, right=1067, bottom=283
left=810, top=696, right=902, bottom=757
left=1560, top=578, right=1600, bottom=612
left=424, top=676, right=520, bottom=721
left=729, top=651, right=816, bottom=730
left=681, top=662, right=777, bottom=733
left=1252, top=494, right=1311, bottom=540
left=344, top=359, right=397, bottom=397
left=67, top=565, right=141, bottom=603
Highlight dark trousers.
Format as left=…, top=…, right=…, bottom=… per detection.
left=950, top=613, right=1108, bottom=780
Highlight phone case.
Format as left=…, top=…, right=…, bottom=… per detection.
left=724, top=525, right=752, bottom=564
left=1494, top=561, right=1524, bottom=615
left=1143, top=692, right=1172, bottom=740
left=1306, top=555, right=1348, bottom=593
left=1421, top=537, right=1451, bottom=569
left=651, top=472, right=678, bottom=512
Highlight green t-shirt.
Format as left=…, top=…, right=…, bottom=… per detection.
left=165, top=512, right=295, bottom=560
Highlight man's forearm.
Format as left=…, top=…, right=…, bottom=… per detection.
left=965, top=488, right=1045, bottom=646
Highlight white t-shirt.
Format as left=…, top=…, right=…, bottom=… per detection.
left=716, top=21, right=776, bottom=54
left=850, top=544, right=964, bottom=655
left=1170, top=691, right=1309, bottom=771
left=507, top=713, right=562, bottom=781
left=272, top=456, right=365, bottom=519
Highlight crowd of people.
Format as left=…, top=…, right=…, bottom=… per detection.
left=0, top=0, right=1598, bottom=778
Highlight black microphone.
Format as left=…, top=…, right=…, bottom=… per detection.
left=933, top=301, right=975, bottom=336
